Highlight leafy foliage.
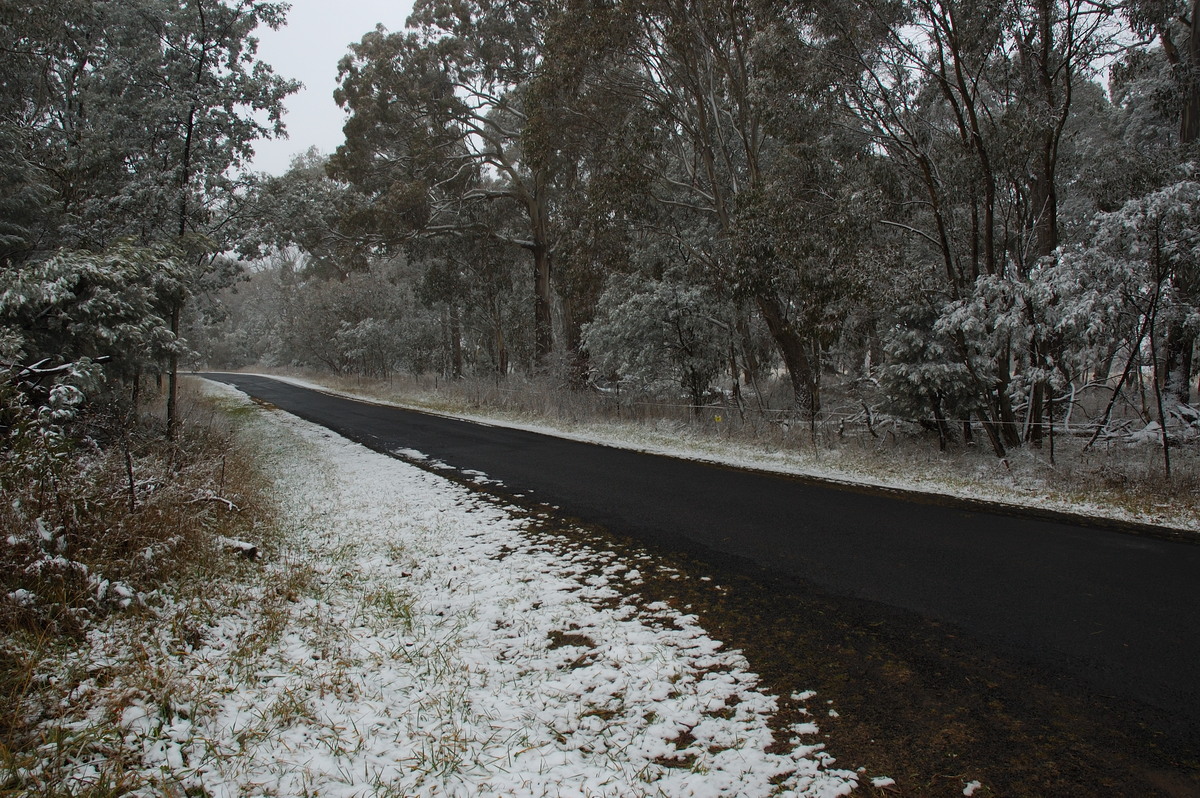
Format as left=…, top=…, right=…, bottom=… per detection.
left=583, top=272, right=727, bottom=412
left=1, top=246, right=186, bottom=376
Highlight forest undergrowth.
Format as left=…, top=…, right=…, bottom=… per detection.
left=0, top=383, right=272, bottom=795
left=261, top=368, right=1200, bottom=533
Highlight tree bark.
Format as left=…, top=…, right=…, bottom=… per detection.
left=756, top=294, right=817, bottom=418
left=496, top=326, right=509, bottom=376
left=1024, top=0, right=1065, bottom=447
left=450, top=304, right=463, bottom=379
left=533, top=242, right=553, bottom=367
left=1167, top=0, right=1200, bottom=403
left=995, top=347, right=1023, bottom=449
left=931, top=392, right=951, bottom=452
left=1182, top=0, right=1200, bottom=145
left=166, top=301, right=180, bottom=439
left=560, top=292, right=590, bottom=387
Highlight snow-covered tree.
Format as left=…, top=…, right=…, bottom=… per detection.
left=1, top=245, right=184, bottom=373
left=583, top=272, right=727, bottom=414
left=1059, top=179, right=1200, bottom=401
left=0, top=0, right=298, bottom=434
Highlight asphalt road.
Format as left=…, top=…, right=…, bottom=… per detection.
left=202, top=373, right=1200, bottom=732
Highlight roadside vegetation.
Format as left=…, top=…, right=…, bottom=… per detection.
left=0, top=378, right=272, bottom=794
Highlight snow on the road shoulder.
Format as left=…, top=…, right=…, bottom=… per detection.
left=64, top=382, right=859, bottom=796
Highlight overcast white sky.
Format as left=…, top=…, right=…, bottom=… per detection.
left=249, top=0, right=416, bottom=175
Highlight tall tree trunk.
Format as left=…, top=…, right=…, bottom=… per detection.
left=756, top=294, right=817, bottom=418
left=1025, top=0, right=1064, bottom=446
left=561, top=293, right=589, bottom=387
left=533, top=243, right=553, bottom=367
left=450, top=305, right=463, bottom=379
left=166, top=302, right=180, bottom=439
left=995, top=345, right=1022, bottom=448
left=736, top=312, right=759, bottom=384
left=1182, top=0, right=1200, bottom=144
left=931, top=392, right=951, bottom=452
left=167, top=0, right=208, bottom=440
left=525, top=171, right=555, bottom=368
left=496, top=326, right=509, bottom=376
left=492, top=291, right=509, bottom=377
left=1149, top=281, right=1173, bottom=480
left=975, top=409, right=1007, bottom=458
left=1167, top=0, right=1200, bottom=403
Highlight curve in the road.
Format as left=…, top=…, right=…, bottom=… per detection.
left=201, top=373, right=1200, bottom=732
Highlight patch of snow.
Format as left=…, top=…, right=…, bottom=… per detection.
left=1128, top=421, right=1163, bottom=446
left=871, top=776, right=896, bottom=789
left=964, top=780, right=982, bottom=796
left=8, top=589, right=35, bottom=607
left=459, top=468, right=504, bottom=486
left=391, top=447, right=429, bottom=460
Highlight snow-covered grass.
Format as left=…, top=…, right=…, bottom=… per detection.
left=11, top=379, right=868, bottom=796
left=241, top=370, right=1200, bottom=535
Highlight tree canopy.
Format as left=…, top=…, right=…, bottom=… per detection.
left=1, top=0, right=297, bottom=433
left=10, top=0, right=1200, bottom=461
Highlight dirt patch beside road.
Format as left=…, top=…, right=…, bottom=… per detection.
left=515, top=507, right=1200, bottom=798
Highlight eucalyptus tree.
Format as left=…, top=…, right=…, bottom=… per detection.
left=608, top=0, right=874, bottom=418
left=1120, top=0, right=1200, bottom=402
left=838, top=0, right=1120, bottom=453
left=1124, top=0, right=1200, bottom=145
left=523, top=0, right=660, bottom=379
left=333, top=0, right=562, bottom=364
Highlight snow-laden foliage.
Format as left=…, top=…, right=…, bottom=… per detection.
left=1050, top=180, right=1200, bottom=367
left=880, top=295, right=979, bottom=429
left=877, top=178, right=1200, bottom=449
left=1073, top=178, right=1200, bottom=331
left=1047, top=178, right=1200, bottom=432
left=583, top=272, right=727, bottom=411
left=1, top=246, right=187, bottom=376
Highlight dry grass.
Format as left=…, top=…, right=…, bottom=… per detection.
left=0, top=381, right=273, bottom=796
